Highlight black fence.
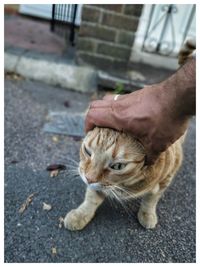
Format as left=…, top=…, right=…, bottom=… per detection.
left=51, top=4, right=78, bottom=46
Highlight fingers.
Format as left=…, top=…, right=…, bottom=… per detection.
left=85, top=99, right=112, bottom=133
left=85, top=98, right=124, bottom=133
left=85, top=107, right=113, bottom=133
left=85, top=93, right=128, bottom=133
left=102, top=94, right=127, bottom=101
left=89, top=99, right=111, bottom=109
left=102, top=94, right=116, bottom=101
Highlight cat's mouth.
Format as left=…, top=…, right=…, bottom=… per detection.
left=78, top=167, right=103, bottom=191
left=88, top=183, right=102, bottom=191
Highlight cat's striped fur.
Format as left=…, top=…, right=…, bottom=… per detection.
left=64, top=127, right=184, bottom=230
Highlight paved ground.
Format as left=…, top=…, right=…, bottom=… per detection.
left=4, top=77, right=196, bottom=263
left=5, top=14, right=66, bottom=55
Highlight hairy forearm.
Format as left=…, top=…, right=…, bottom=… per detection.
left=161, top=58, right=196, bottom=117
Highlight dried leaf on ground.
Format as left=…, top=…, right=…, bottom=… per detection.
left=19, top=193, right=36, bottom=214
left=46, top=164, right=66, bottom=171
left=72, top=136, right=82, bottom=142
left=46, top=164, right=67, bottom=177
left=50, top=169, right=59, bottom=177
left=63, top=100, right=70, bottom=108
left=11, top=160, right=19, bottom=164
left=43, top=202, right=52, bottom=211
left=51, top=247, right=57, bottom=256
left=58, top=217, right=64, bottom=228
left=5, top=72, right=24, bottom=81
left=52, top=136, right=59, bottom=143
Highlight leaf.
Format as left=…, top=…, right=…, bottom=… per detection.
left=19, top=193, right=36, bottom=214
left=11, top=160, right=19, bottom=164
left=46, top=164, right=66, bottom=171
left=5, top=72, right=24, bottom=81
left=63, top=100, right=70, bottom=108
left=58, top=217, right=64, bottom=228
left=52, top=136, right=59, bottom=143
left=51, top=247, right=57, bottom=255
left=72, top=136, right=82, bottom=142
left=50, top=169, right=59, bottom=177
left=46, top=164, right=67, bottom=177
left=43, top=202, right=52, bottom=211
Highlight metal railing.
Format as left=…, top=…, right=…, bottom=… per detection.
left=142, top=4, right=195, bottom=56
left=51, top=4, right=78, bottom=46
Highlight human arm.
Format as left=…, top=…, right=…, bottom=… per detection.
left=85, top=58, right=196, bottom=164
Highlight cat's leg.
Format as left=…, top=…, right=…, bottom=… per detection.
left=64, top=187, right=105, bottom=231
left=138, top=184, right=163, bottom=229
left=138, top=146, right=182, bottom=229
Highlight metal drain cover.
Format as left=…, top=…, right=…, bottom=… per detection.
left=43, top=112, right=85, bottom=137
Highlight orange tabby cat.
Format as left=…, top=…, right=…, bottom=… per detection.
left=64, top=38, right=194, bottom=231
left=64, top=127, right=185, bottom=230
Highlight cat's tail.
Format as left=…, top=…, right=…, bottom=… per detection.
left=178, top=37, right=196, bottom=65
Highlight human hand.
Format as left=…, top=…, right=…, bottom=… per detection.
left=85, top=84, right=190, bottom=165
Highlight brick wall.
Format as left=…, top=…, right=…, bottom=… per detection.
left=76, top=4, right=143, bottom=71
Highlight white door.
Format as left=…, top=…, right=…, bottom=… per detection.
left=19, top=4, right=82, bottom=25
left=131, top=4, right=196, bottom=69
left=19, top=4, right=53, bottom=19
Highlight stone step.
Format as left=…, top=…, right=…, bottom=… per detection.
left=97, top=70, right=145, bottom=92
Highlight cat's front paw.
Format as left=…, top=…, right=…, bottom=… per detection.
left=64, top=209, right=94, bottom=231
left=137, top=209, right=158, bottom=229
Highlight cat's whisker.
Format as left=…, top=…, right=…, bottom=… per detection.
left=109, top=187, right=131, bottom=215
left=117, top=197, right=132, bottom=216
left=68, top=173, right=81, bottom=181
left=69, top=171, right=80, bottom=177
left=66, top=163, right=79, bottom=168
left=66, top=157, right=79, bottom=166
left=68, top=173, right=79, bottom=177
left=66, top=166, right=79, bottom=172
left=102, top=188, right=117, bottom=209
left=109, top=187, right=124, bottom=205
left=67, top=170, right=79, bottom=175
left=103, top=185, right=131, bottom=216
left=109, top=196, right=119, bottom=210
left=112, top=184, right=138, bottom=200
left=66, top=165, right=78, bottom=171
left=66, top=171, right=79, bottom=176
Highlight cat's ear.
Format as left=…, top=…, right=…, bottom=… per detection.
left=178, top=37, right=196, bottom=65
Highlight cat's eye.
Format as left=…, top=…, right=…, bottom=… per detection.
left=84, top=145, right=91, bottom=157
left=109, top=163, right=127, bottom=171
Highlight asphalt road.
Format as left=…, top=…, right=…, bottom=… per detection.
left=4, top=78, right=196, bottom=263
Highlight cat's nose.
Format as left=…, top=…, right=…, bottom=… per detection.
left=86, top=175, right=96, bottom=184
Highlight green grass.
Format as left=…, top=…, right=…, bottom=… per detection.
left=114, top=82, right=125, bottom=94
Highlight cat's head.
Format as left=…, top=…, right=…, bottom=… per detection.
left=79, top=127, right=146, bottom=193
